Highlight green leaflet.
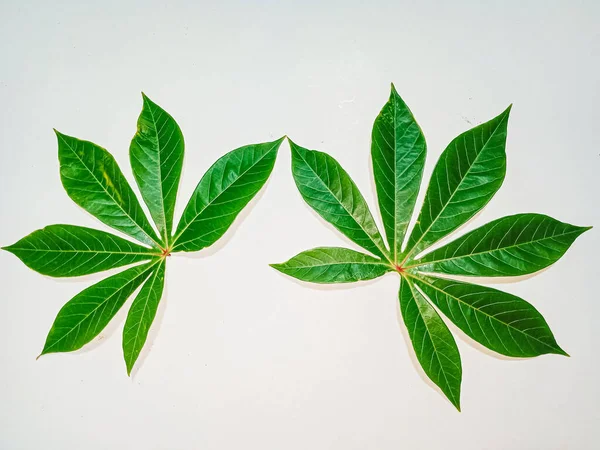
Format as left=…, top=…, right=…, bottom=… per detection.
left=271, top=247, right=392, bottom=283
left=290, top=140, right=390, bottom=261
left=2, top=225, right=157, bottom=277
left=414, top=275, right=566, bottom=357
left=371, top=84, right=426, bottom=262
left=399, top=278, right=462, bottom=410
left=56, top=130, right=161, bottom=248
left=6, top=95, right=281, bottom=375
left=123, top=259, right=166, bottom=375
left=130, top=94, right=184, bottom=244
left=41, top=262, right=156, bottom=355
left=173, top=138, right=284, bottom=252
left=275, top=85, right=589, bottom=410
left=413, top=214, right=591, bottom=277
left=405, top=106, right=511, bottom=258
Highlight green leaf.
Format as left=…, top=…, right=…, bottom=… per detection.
left=414, top=214, right=591, bottom=277
left=130, top=94, right=184, bottom=244
left=56, top=130, right=161, bottom=248
left=414, top=275, right=567, bottom=357
left=123, top=259, right=166, bottom=375
left=405, top=106, right=511, bottom=257
left=270, top=247, right=392, bottom=283
left=2, top=225, right=157, bottom=277
left=371, top=84, right=426, bottom=262
left=399, top=277, right=462, bottom=410
left=172, top=138, right=284, bottom=252
left=289, top=140, right=390, bottom=261
left=41, top=262, right=156, bottom=355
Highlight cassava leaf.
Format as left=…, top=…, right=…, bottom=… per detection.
left=172, top=137, right=284, bottom=252
left=123, top=259, right=166, bottom=375
left=41, top=262, right=156, bottom=355
left=130, top=94, right=184, bottom=244
left=413, top=214, right=591, bottom=277
left=405, top=106, right=511, bottom=258
left=5, top=95, right=281, bottom=375
left=414, top=275, right=567, bottom=357
left=371, top=84, right=426, bottom=262
left=56, top=130, right=162, bottom=248
left=276, top=85, right=589, bottom=410
left=271, top=247, right=392, bottom=283
left=399, top=277, right=462, bottom=410
left=2, top=224, right=158, bottom=277
left=289, top=139, right=390, bottom=261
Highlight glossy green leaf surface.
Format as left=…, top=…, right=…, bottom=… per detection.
left=123, top=260, right=166, bottom=375
left=41, top=263, right=155, bottom=355
left=414, top=276, right=566, bottom=357
left=290, top=140, right=389, bottom=260
left=2, top=225, right=157, bottom=277
left=130, top=94, right=184, bottom=243
left=173, top=138, right=284, bottom=252
left=405, top=106, right=511, bottom=257
left=371, top=84, right=426, bottom=261
left=271, top=247, right=391, bottom=283
left=56, top=130, right=161, bottom=248
left=414, top=214, right=590, bottom=277
left=399, top=278, right=462, bottom=410
left=6, top=96, right=281, bottom=375
left=276, top=85, right=589, bottom=410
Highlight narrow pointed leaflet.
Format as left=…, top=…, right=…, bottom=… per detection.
left=405, top=106, right=511, bottom=258
left=399, top=278, right=462, bottom=410
left=56, top=130, right=161, bottom=248
left=130, top=94, right=184, bottom=244
left=271, top=247, right=392, bottom=283
left=173, top=138, right=284, bottom=252
left=289, top=139, right=390, bottom=261
left=371, top=84, right=426, bottom=262
left=123, top=260, right=166, bottom=375
left=5, top=94, right=281, bottom=375
left=2, top=225, right=158, bottom=277
left=273, top=85, right=589, bottom=410
left=413, top=214, right=590, bottom=277
left=413, top=275, right=566, bottom=357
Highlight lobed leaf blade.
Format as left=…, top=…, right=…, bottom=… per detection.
left=130, top=94, right=184, bottom=244
left=40, top=262, right=157, bottom=355
left=172, top=137, right=284, bottom=252
left=123, top=259, right=166, bottom=375
left=371, top=84, right=426, bottom=261
left=290, top=140, right=390, bottom=261
left=405, top=106, right=511, bottom=258
left=270, top=247, right=392, bottom=283
left=56, top=130, right=161, bottom=248
left=414, top=275, right=567, bottom=357
left=414, top=214, right=591, bottom=276
left=2, top=224, right=158, bottom=277
left=399, top=277, right=462, bottom=410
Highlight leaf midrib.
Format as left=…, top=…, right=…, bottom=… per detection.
left=145, top=99, right=168, bottom=243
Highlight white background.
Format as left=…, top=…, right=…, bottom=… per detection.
left=1, top=1, right=598, bottom=449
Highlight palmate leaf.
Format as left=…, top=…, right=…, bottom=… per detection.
left=273, top=84, right=590, bottom=410
left=5, top=94, right=281, bottom=375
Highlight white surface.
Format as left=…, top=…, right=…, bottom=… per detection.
left=1, top=1, right=598, bottom=449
